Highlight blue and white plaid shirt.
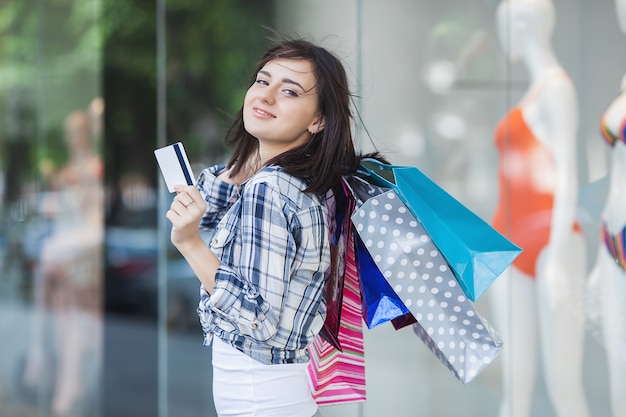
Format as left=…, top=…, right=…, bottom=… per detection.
left=196, top=164, right=331, bottom=365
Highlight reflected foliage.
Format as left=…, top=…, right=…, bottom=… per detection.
left=103, top=0, right=274, bottom=226
left=0, top=0, right=102, bottom=205
left=0, top=0, right=273, bottom=209
left=165, top=0, right=274, bottom=161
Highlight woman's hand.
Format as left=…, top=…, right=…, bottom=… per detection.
left=166, top=185, right=207, bottom=252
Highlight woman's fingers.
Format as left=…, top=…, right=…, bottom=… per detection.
left=167, top=185, right=206, bottom=237
left=173, top=185, right=205, bottom=210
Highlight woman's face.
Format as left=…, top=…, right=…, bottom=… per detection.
left=243, top=58, right=324, bottom=153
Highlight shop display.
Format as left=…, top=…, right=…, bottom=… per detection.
left=587, top=2, right=626, bottom=416
left=489, top=1, right=590, bottom=417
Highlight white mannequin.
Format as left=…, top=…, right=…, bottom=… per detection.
left=490, top=1, right=590, bottom=417
left=587, top=1, right=626, bottom=416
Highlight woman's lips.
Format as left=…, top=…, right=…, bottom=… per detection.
left=253, top=107, right=276, bottom=118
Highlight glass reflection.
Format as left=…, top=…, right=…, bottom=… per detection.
left=0, top=1, right=621, bottom=416
left=0, top=0, right=103, bottom=415
left=161, top=1, right=275, bottom=416
left=23, top=105, right=104, bottom=416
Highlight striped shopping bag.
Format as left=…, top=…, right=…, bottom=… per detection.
left=307, top=221, right=366, bottom=405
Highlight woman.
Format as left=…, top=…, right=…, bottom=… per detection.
left=166, top=38, right=373, bottom=417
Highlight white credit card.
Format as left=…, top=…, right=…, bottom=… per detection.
left=154, top=142, right=196, bottom=193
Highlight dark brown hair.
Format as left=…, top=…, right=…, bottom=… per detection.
left=224, top=38, right=382, bottom=195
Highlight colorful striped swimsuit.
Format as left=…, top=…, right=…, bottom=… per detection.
left=599, top=114, right=626, bottom=272
left=601, top=113, right=626, bottom=147
left=601, top=222, right=626, bottom=271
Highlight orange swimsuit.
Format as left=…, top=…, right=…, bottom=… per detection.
left=492, top=107, right=581, bottom=277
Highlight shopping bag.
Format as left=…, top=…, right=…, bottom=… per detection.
left=307, top=217, right=366, bottom=405
left=358, top=159, right=522, bottom=302
left=318, top=181, right=355, bottom=351
left=343, top=173, right=388, bottom=207
left=343, top=174, right=414, bottom=329
left=355, top=234, right=414, bottom=329
left=352, top=190, right=503, bottom=384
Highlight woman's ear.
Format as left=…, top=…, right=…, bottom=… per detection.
left=308, top=116, right=326, bottom=135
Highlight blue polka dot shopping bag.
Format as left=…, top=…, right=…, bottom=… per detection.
left=351, top=188, right=502, bottom=384
left=357, top=159, right=522, bottom=302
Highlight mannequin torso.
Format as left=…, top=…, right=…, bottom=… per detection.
left=491, top=2, right=590, bottom=417
left=591, top=68, right=626, bottom=417
left=492, top=68, right=581, bottom=277
left=601, top=76, right=626, bottom=230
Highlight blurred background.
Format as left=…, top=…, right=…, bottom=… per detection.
left=0, top=0, right=622, bottom=416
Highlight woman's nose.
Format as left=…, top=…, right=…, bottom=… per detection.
left=258, top=86, right=276, bottom=104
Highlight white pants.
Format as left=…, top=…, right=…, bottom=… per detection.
left=211, top=337, right=318, bottom=417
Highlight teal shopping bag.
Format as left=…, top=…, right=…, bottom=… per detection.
left=358, top=159, right=522, bottom=302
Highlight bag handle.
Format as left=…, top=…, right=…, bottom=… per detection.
left=358, top=158, right=398, bottom=188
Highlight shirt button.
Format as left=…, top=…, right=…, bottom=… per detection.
left=251, top=323, right=259, bottom=329
left=212, top=238, right=218, bottom=246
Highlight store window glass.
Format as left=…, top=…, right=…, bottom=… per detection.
left=355, top=1, right=508, bottom=415
left=278, top=1, right=620, bottom=417
left=0, top=1, right=104, bottom=416
left=101, top=0, right=275, bottom=416
left=2, top=1, right=624, bottom=417
left=161, top=2, right=274, bottom=416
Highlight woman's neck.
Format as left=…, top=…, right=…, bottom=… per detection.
left=257, top=143, right=298, bottom=166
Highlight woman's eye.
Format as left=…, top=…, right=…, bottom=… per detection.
left=283, top=89, right=298, bottom=97
left=255, top=79, right=269, bottom=86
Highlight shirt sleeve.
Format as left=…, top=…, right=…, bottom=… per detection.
left=197, top=164, right=240, bottom=230
left=205, top=179, right=299, bottom=342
